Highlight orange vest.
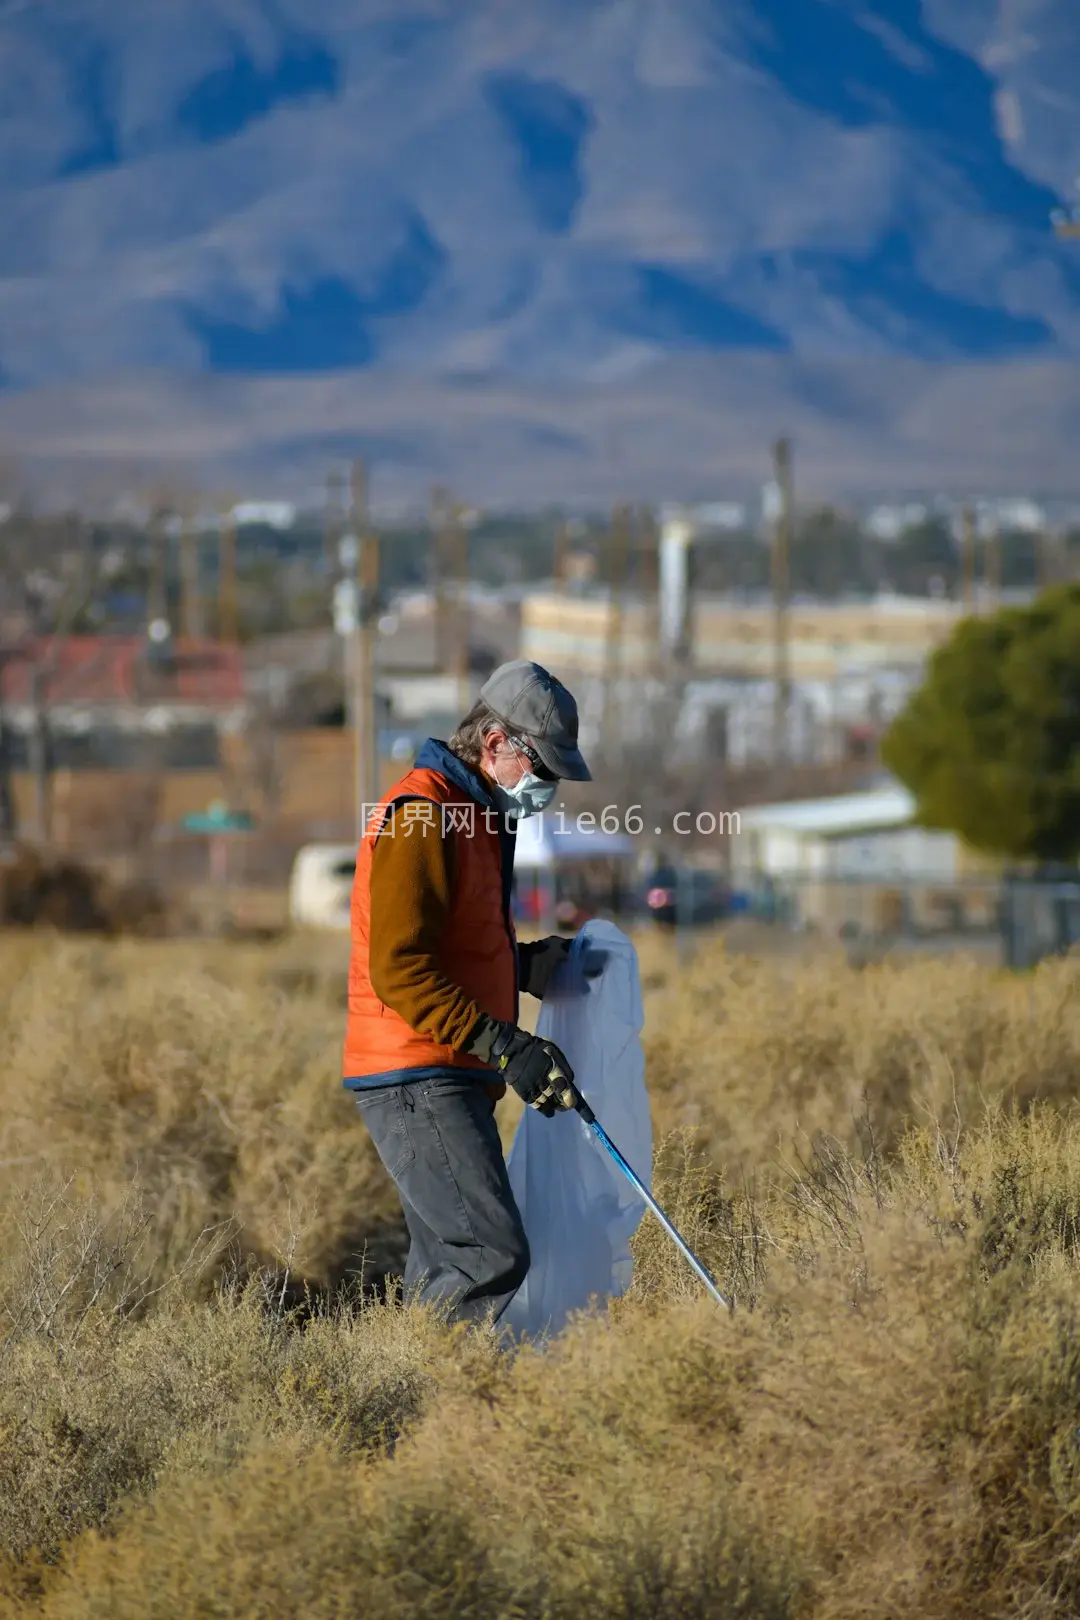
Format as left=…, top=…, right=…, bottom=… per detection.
left=342, top=761, right=518, bottom=1083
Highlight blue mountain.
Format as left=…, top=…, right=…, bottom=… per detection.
left=0, top=0, right=1077, bottom=470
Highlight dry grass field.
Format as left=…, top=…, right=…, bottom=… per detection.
left=3, top=927, right=1080, bottom=1616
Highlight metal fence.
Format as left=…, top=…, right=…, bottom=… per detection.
left=999, top=876, right=1080, bottom=970
left=729, top=869, right=1080, bottom=972
left=737, top=871, right=1001, bottom=943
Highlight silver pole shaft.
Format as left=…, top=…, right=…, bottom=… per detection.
left=584, top=1114, right=731, bottom=1310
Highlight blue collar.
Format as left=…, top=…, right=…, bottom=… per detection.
left=416, top=738, right=497, bottom=809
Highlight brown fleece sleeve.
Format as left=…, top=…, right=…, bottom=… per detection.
left=368, top=801, right=488, bottom=1052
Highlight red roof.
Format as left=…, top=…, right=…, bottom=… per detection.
left=0, top=636, right=245, bottom=708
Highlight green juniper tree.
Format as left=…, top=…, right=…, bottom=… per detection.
left=882, top=585, right=1080, bottom=863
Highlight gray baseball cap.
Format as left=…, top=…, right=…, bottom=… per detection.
left=480, top=659, right=592, bottom=781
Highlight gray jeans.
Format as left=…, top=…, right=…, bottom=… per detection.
left=354, top=1073, right=529, bottom=1325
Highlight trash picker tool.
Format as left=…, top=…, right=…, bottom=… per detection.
left=573, top=1093, right=731, bottom=1311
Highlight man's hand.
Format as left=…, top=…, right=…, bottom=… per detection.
left=467, top=1016, right=579, bottom=1116
left=520, top=935, right=572, bottom=999
left=520, top=935, right=609, bottom=998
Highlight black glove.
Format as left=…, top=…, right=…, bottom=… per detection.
left=467, top=1016, right=579, bottom=1116
left=520, top=935, right=608, bottom=999
left=520, top=935, right=572, bottom=999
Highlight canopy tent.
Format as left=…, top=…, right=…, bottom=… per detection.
left=513, top=813, right=637, bottom=870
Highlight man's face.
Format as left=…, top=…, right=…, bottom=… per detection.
left=482, top=729, right=556, bottom=789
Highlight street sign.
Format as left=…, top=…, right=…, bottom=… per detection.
left=181, top=802, right=255, bottom=835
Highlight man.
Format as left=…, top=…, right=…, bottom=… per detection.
left=343, top=659, right=592, bottom=1325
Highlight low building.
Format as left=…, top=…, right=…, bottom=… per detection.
left=0, top=633, right=245, bottom=755
left=732, top=785, right=953, bottom=880
left=0, top=634, right=245, bottom=737
left=522, top=589, right=966, bottom=770
left=522, top=591, right=963, bottom=682
left=730, top=783, right=997, bottom=936
left=0, top=633, right=247, bottom=852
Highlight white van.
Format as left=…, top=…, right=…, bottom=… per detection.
left=288, top=844, right=356, bottom=931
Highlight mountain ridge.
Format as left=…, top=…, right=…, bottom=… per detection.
left=1, top=0, right=1078, bottom=499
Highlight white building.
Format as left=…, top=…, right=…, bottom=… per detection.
left=731, top=784, right=959, bottom=884
left=728, top=783, right=994, bottom=937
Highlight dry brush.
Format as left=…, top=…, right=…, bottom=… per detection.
left=1, top=931, right=1080, bottom=1616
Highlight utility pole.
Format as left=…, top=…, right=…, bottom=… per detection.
left=601, top=502, right=631, bottom=760
left=179, top=496, right=203, bottom=640
left=430, top=486, right=452, bottom=672
left=428, top=487, right=469, bottom=704
left=147, top=492, right=170, bottom=634
left=983, top=514, right=1001, bottom=610
left=960, top=505, right=976, bottom=615
left=771, top=438, right=793, bottom=773
left=346, top=459, right=380, bottom=837
left=449, top=498, right=471, bottom=716
left=553, top=519, right=570, bottom=594
left=636, top=504, right=662, bottom=678
left=325, top=468, right=346, bottom=581
left=218, top=496, right=238, bottom=643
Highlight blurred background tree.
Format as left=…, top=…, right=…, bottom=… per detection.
left=882, top=585, right=1080, bottom=862
left=790, top=505, right=878, bottom=596
left=888, top=515, right=958, bottom=597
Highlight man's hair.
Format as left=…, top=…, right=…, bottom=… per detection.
left=448, top=699, right=505, bottom=767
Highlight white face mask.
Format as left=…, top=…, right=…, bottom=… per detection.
left=492, top=741, right=558, bottom=820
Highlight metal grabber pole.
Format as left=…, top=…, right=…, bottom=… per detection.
left=573, top=1094, right=731, bottom=1311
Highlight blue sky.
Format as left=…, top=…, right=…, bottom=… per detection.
left=1, top=0, right=1078, bottom=502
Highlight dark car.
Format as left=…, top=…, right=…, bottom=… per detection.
left=641, top=865, right=730, bottom=927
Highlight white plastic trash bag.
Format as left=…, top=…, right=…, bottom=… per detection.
left=501, top=919, right=651, bottom=1341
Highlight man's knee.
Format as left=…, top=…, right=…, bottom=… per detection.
left=482, top=1224, right=530, bottom=1297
